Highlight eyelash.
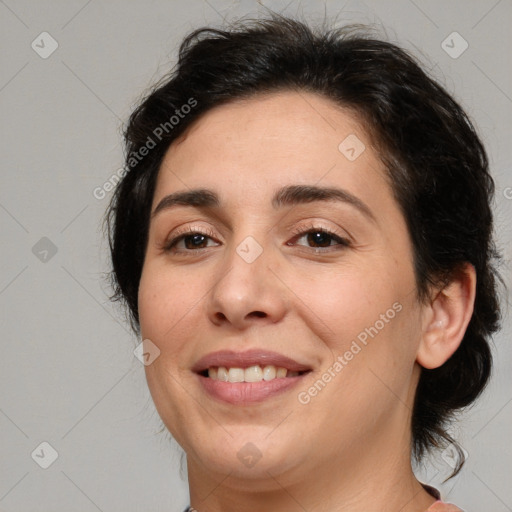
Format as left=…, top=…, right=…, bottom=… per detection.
left=163, top=224, right=351, bottom=255
left=289, top=224, right=351, bottom=250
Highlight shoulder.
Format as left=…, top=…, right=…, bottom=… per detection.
left=427, top=501, right=464, bottom=511
left=422, top=484, right=464, bottom=511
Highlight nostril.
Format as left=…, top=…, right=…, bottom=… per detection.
left=249, top=311, right=266, bottom=318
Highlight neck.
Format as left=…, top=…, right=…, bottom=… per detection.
left=187, top=417, right=436, bottom=512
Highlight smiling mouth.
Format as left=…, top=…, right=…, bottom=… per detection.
left=200, top=365, right=311, bottom=383
left=193, top=349, right=313, bottom=403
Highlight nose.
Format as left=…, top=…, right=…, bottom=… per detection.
left=206, top=237, right=288, bottom=330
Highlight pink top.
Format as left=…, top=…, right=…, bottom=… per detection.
left=424, top=485, right=463, bottom=511
left=184, top=486, right=464, bottom=512
left=427, top=502, right=463, bottom=511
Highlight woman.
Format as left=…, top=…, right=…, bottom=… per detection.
left=106, top=14, right=501, bottom=512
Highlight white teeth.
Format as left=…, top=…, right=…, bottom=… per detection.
left=262, top=365, right=276, bottom=381
left=276, top=367, right=287, bottom=378
left=217, top=366, right=228, bottom=382
left=244, top=365, right=263, bottom=382
left=207, top=365, right=299, bottom=382
left=228, top=368, right=244, bottom=382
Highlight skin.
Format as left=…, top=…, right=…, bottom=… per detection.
left=137, top=91, right=476, bottom=512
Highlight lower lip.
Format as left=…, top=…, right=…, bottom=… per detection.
left=197, top=374, right=306, bottom=405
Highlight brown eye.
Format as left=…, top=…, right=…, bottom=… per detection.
left=305, top=231, right=335, bottom=248
left=181, top=233, right=209, bottom=250
left=292, top=228, right=350, bottom=250
left=164, top=228, right=219, bottom=253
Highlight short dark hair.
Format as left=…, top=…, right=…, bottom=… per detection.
left=105, top=14, right=502, bottom=476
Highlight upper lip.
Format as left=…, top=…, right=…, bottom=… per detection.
left=192, top=349, right=312, bottom=373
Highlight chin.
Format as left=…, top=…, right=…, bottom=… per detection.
left=186, top=427, right=304, bottom=483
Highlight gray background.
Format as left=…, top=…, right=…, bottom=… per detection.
left=1, top=1, right=511, bottom=511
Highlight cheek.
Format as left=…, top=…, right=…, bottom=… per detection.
left=289, top=263, right=403, bottom=350
left=137, top=265, right=204, bottom=440
left=138, top=263, right=203, bottom=352
left=291, top=262, right=419, bottom=398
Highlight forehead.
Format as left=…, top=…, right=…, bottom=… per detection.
left=154, top=90, right=390, bottom=211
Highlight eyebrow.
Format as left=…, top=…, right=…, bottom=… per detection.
left=152, top=184, right=376, bottom=222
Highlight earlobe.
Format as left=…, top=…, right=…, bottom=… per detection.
left=416, top=263, right=476, bottom=370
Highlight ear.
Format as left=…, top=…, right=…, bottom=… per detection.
left=416, top=263, right=476, bottom=370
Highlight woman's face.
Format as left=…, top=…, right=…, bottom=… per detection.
left=138, top=91, right=425, bottom=486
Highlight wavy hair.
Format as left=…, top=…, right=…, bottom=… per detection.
left=105, top=14, right=502, bottom=476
